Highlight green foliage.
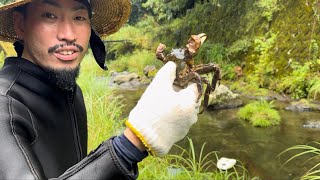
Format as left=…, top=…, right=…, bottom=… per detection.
left=254, top=32, right=277, bottom=54
left=78, top=53, right=125, bottom=151
left=105, top=19, right=156, bottom=60
left=221, top=64, right=237, bottom=80
left=0, top=0, right=13, bottom=5
left=277, top=62, right=311, bottom=99
left=238, top=100, right=281, bottom=127
left=248, top=32, right=277, bottom=87
left=128, top=0, right=149, bottom=25
left=140, top=137, right=251, bottom=179
left=196, top=42, right=227, bottom=64
left=227, top=38, right=252, bottom=56
left=255, top=0, right=280, bottom=22
left=308, top=78, right=320, bottom=101
left=310, top=39, right=319, bottom=62
left=312, top=0, right=320, bottom=22
left=279, top=141, right=320, bottom=179
left=0, top=50, right=5, bottom=66
left=107, top=49, right=162, bottom=76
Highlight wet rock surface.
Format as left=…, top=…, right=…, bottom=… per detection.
left=302, top=120, right=320, bottom=129
left=208, top=84, right=244, bottom=110
left=285, top=99, right=320, bottom=112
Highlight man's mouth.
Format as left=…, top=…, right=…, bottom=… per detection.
left=54, top=49, right=79, bottom=61
left=49, top=43, right=84, bottom=61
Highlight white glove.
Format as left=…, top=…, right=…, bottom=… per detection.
left=125, top=61, right=201, bottom=157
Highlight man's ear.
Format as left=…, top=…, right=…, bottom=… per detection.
left=13, top=11, right=25, bottom=40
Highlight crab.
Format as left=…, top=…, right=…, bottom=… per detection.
left=156, top=33, right=221, bottom=113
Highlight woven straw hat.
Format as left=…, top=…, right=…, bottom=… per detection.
left=0, top=0, right=131, bottom=42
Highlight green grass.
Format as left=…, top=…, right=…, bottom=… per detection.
left=308, top=78, right=320, bottom=101
left=107, top=49, right=162, bottom=76
left=237, top=100, right=281, bottom=127
left=139, top=137, right=251, bottom=179
left=78, top=53, right=126, bottom=151
left=279, top=142, right=320, bottom=179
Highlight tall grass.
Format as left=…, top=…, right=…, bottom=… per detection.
left=279, top=142, right=320, bottom=179
left=107, top=49, right=162, bottom=76
left=139, top=137, right=251, bottom=180
left=78, top=52, right=125, bottom=151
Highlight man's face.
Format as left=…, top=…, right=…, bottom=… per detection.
left=14, top=0, right=91, bottom=71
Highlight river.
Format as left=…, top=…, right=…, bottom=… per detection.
left=116, top=88, right=320, bottom=180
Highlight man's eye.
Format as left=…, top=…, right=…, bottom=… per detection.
left=42, top=13, right=56, bottom=19
left=75, top=16, right=87, bottom=21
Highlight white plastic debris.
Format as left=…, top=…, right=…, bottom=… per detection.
left=217, top=157, right=237, bottom=170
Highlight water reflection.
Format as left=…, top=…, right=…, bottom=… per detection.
left=117, top=88, right=320, bottom=180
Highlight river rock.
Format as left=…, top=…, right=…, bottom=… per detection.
left=285, top=99, right=315, bottom=112
left=208, top=84, right=244, bottom=110
left=143, top=65, right=157, bottom=78
left=302, top=120, right=320, bottom=129
left=109, top=71, right=150, bottom=89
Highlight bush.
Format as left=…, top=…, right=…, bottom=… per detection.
left=238, top=100, right=281, bottom=127
left=277, top=62, right=310, bottom=99
left=308, top=78, right=320, bottom=101
left=196, top=42, right=227, bottom=64
left=227, top=38, right=252, bottom=56
left=255, top=0, right=280, bottom=22
left=107, top=49, right=162, bottom=76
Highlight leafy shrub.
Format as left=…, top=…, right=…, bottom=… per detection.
left=238, top=100, right=281, bottom=127
left=227, top=38, right=252, bottom=56
left=196, top=42, right=227, bottom=64
left=142, top=0, right=195, bottom=21
left=310, top=39, right=319, bottom=61
left=308, top=78, right=320, bottom=101
left=277, top=62, right=310, bottom=99
left=255, top=0, right=280, bottom=22
left=105, top=22, right=155, bottom=60
left=250, top=32, right=277, bottom=87
left=107, top=49, right=162, bottom=76
left=254, top=33, right=277, bottom=54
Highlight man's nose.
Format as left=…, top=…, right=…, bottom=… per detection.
left=57, top=19, right=76, bottom=42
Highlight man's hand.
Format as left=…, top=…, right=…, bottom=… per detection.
left=125, top=61, right=200, bottom=157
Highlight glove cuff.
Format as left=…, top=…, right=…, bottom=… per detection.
left=125, top=120, right=156, bottom=156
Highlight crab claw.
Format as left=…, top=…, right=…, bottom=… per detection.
left=187, top=33, right=207, bottom=55
left=198, top=33, right=207, bottom=45
left=156, top=43, right=167, bottom=62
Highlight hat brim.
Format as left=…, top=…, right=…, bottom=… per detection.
left=0, top=0, right=131, bottom=42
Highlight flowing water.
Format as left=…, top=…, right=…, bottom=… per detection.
left=116, top=88, right=320, bottom=180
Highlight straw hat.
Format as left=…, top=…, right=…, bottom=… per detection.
left=0, top=0, right=131, bottom=42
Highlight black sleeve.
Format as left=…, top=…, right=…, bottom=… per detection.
left=0, top=95, right=137, bottom=180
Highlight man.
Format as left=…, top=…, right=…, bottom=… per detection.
left=0, top=0, right=200, bottom=179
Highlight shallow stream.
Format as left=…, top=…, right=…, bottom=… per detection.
left=116, top=88, right=320, bottom=180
